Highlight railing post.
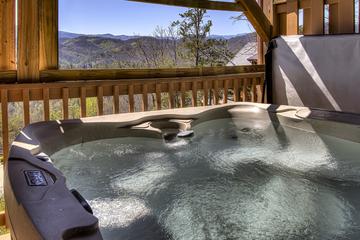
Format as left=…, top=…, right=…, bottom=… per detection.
left=113, top=86, right=120, bottom=114
left=329, top=0, right=355, bottom=34
left=303, top=0, right=324, bottom=35
left=142, top=84, right=148, bottom=111
left=97, top=86, right=104, bottom=116
left=43, top=88, right=50, bottom=121
left=80, top=87, right=87, bottom=117
left=1, top=89, right=9, bottom=161
left=62, top=88, right=69, bottom=119
left=22, top=89, right=30, bottom=125
left=286, top=0, right=299, bottom=35
left=192, top=81, right=198, bottom=107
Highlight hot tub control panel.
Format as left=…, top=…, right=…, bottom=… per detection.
left=24, top=170, right=48, bottom=186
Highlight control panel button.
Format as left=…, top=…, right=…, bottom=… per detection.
left=24, top=170, right=48, bottom=186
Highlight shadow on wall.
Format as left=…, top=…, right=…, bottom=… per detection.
left=271, top=35, right=360, bottom=113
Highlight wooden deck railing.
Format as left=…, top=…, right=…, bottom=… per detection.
left=0, top=65, right=265, bottom=160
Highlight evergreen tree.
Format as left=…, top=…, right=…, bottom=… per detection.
left=172, top=8, right=233, bottom=67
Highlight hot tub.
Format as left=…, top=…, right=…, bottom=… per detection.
left=5, top=103, right=360, bottom=240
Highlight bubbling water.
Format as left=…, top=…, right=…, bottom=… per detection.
left=51, top=118, right=360, bottom=240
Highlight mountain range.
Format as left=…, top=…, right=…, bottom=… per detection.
left=59, top=31, right=252, bottom=41
left=59, top=31, right=257, bottom=68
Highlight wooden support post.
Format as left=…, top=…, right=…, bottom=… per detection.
left=18, top=0, right=58, bottom=81
left=1, top=89, right=9, bottom=161
left=113, top=85, right=120, bottom=114
left=43, top=87, right=50, bottom=121
left=39, top=0, right=58, bottom=71
left=0, top=0, right=16, bottom=71
left=62, top=88, right=69, bottom=120
left=303, top=0, right=324, bottom=35
left=97, top=86, right=103, bottom=116
left=80, top=87, right=87, bottom=118
left=22, top=89, right=30, bottom=126
left=18, top=0, right=40, bottom=82
left=329, top=0, right=355, bottom=34
left=192, top=81, right=197, bottom=107
left=286, top=0, right=298, bottom=35
left=128, top=84, right=135, bottom=112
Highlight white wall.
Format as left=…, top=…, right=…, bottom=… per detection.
left=270, top=35, right=360, bottom=113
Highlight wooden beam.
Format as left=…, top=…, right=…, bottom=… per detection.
left=39, top=0, right=58, bottom=70
left=18, top=0, right=40, bottom=82
left=128, top=0, right=244, bottom=12
left=40, top=65, right=265, bottom=82
left=237, top=0, right=272, bottom=41
left=0, top=0, right=16, bottom=71
left=0, top=70, right=16, bottom=83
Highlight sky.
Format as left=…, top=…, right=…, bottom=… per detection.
left=59, top=0, right=254, bottom=36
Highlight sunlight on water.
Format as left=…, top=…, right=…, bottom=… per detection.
left=51, top=118, right=360, bottom=240
left=89, top=197, right=150, bottom=229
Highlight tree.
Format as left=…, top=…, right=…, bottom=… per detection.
left=172, top=8, right=233, bottom=67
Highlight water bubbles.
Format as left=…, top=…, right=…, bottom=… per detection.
left=51, top=118, right=360, bottom=240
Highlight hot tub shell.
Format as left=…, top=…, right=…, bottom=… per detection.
left=5, top=102, right=360, bottom=239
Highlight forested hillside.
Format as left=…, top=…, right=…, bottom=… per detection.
left=59, top=32, right=256, bottom=69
